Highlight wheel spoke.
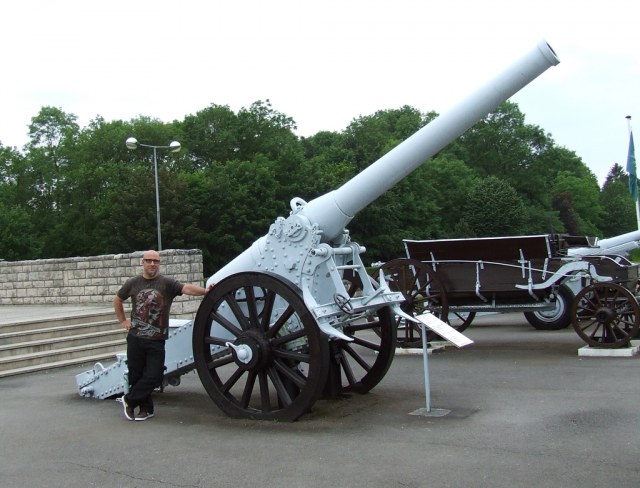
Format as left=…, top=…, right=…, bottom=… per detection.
left=266, top=302, right=296, bottom=339
left=586, top=322, right=604, bottom=341
left=260, top=288, right=276, bottom=332
left=271, top=327, right=307, bottom=346
left=204, top=335, right=231, bottom=347
left=349, top=335, right=381, bottom=352
left=344, top=317, right=381, bottom=333
left=338, top=352, right=358, bottom=387
left=340, top=342, right=373, bottom=372
left=209, top=309, right=243, bottom=338
left=224, top=291, right=253, bottom=332
left=272, top=359, right=307, bottom=389
left=273, top=347, right=310, bottom=363
left=207, top=352, right=234, bottom=370
left=267, top=367, right=294, bottom=406
left=258, top=371, right=271, bottom=412
left=243, top=286, right=261, bottom=328
left=222, top=367, right=245, bottom=394
left=240, top=372, right=257, bottom=408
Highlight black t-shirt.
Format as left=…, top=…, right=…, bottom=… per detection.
left=117, top=274, right=184, bottom=340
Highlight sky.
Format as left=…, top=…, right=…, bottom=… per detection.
left=1, top=0, right=638, bottom=186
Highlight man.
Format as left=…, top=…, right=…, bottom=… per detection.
left=114, top=250, right=211, bottom=421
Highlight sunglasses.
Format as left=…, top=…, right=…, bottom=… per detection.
left=143, top=259, right=161, bottom=264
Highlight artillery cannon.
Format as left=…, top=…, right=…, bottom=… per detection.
left=77, top=40, right=561, bottom=420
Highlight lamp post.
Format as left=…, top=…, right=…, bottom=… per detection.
left=125, top=137, right=181, bottom=251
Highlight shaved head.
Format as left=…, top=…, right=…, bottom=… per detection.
left=142, top=250, right=160, bottom=261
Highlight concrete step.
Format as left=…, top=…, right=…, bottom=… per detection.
left=0, top=306, right=132, bottom=377
left=0, top=352, right=124, bottom=379
left=0, top=329, right=127, bottom=358
left=0, top=339, right=126, bottom=373
left=0, top=319, right=121, bottom=346
left=0, top=310, right=116, bottom=334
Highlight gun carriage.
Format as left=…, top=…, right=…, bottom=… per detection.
left=378, top=234, right=640, bottom=349
left=77, top=41, right=562, bottom=421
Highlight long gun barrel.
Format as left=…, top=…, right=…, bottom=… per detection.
left=208, top=40, right=560, bottom=286
left=301, top=40, right=560, bottom=241
left=568, top=230, right=640, bottom=257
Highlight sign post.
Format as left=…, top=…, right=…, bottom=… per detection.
left=409, top=313, right=473, bottom=417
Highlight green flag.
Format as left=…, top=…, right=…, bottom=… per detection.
left=627, top=131, right=637, bottom=202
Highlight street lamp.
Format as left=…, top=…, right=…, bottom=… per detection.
left=125, top=137, right=181, bottom=251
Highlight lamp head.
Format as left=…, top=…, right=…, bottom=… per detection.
left=125, top=137, right=138, bottom=150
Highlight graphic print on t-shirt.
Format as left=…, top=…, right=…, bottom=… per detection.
left=132, top=288, right=165, bottom=337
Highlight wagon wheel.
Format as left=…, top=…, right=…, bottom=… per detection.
left=571, top=282, right=640, bottom=348
left=193, top=272, right=329, bottom=421
left=446, top=310, right=476, bottom=332
left=378, top=258, right=449, bottom=347
left=524, top=285, right=573, bottom=330
left=339, top=271, right=397, bottom=394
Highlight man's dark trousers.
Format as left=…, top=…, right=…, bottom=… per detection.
left=125, top=334, right=165, bottom=413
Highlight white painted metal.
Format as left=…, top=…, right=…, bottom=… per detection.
left=75, top=319, right=197, bottom=399
left=568, top=229, right=640, bottom=257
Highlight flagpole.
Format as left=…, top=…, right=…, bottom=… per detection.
left=627, top=116, right=640, bottom=230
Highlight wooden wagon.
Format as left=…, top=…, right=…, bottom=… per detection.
left=375, top=234, right=640, bottom=349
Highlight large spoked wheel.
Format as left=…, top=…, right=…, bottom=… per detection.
left=193, top=272, right=329, bottom=421
left=524, top=285, right=573, bottom=330
left=571, top=282, right=640, bottom=348
left=378, top=258, right=449, bottom=347
left=339, top=271, right=397, bottom=394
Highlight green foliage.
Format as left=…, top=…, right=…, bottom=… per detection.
left=599, top=163, right=637, bottom=237
left=422, top=156, right=478, bottom=237
left=0, top=99, right=634, bottom=273
left=460, top=176, right=526, bottom=236
left=552, top=171, right=602, bottom=235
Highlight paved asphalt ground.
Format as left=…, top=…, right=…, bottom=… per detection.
left=1, top=312, right=639, bottom=488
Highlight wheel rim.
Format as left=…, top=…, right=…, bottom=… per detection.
left=193, top=272, right=329, bottom=421
left=339, top=272, right=397, bottom=393
left=535, top=297, right=567, bottom=321
left=571, top=282, right=640, bottom=348
left=379, top=258, right=449, bottom=347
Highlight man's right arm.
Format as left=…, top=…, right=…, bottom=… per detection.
left=113, top=295, right=132, bottom=331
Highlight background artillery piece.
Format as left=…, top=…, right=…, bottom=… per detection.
left=379, top=233, right=640, bottom=350
left=78, top=41, right=561, bottom=421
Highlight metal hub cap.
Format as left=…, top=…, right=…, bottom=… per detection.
left=226, top=331, right=271, bottom=371
left=595, top=307, right=615, bottom=325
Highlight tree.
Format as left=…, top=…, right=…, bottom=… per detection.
left=600, top=163, right=637, bottom=237
left=0, top=146, right=41, bottom=258
left=181, top=104, right=240, bottom=169
left=299, top=130, right=354, bottom=201
left=460, top=176, right=526, bottom=236
left=422, top=156, right=479, bottom=237
left=552, top=193, right=581, bottom=234
left=450, top=102, right=550, bottom=187
left=343, top=105, right=431, bottom=171
left=16, top=107, right=80, bottom=255
left=552, top=171, right=602, bottom=236
left=446, top=102, right=595, bottom=235
left=24, top=107, right=80, bottom=208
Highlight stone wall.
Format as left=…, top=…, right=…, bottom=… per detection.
left=0, top=249, right=205, bottom=318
